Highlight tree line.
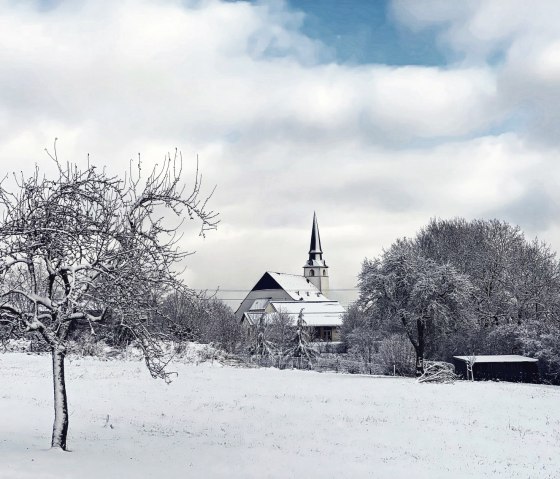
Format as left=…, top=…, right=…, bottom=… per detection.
left=344, top=218, right=560, bottom=382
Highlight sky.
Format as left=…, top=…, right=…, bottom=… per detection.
left=1, top=0, right=560, bottom=308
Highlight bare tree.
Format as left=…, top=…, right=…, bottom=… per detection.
left=202, top=298, right=243, bottom=353
left=0, top=146, right=217, bottom=450
left=158, top=293, right=241, bottom=352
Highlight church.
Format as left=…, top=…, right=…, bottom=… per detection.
left=236, top=213, right=345, bottom=341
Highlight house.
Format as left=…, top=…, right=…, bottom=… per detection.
left=236, top=213, right=345, bottom=341
left=453, top=355, right=539, bottom=383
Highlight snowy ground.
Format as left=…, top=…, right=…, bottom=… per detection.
left=1, top=352, right=559, bottom=479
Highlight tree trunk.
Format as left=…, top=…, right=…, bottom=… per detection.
left=51, top=348, right=69, bottom=450
left=415, top=353, right=424, bottom=377
left=415, top=318, right=425, bottom=376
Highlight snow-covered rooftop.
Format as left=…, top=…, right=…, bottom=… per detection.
left=267, top=272, right=329, bottom=302
left=269, top=301, right=344, bottom=327
left=453, top=355, right=538, bottom=363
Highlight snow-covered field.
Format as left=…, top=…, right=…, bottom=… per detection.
left=1, top=352, right=559, bottom=479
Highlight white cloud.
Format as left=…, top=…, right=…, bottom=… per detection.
left=0, top=0, right=559, bottom=304
left=392, top=0, right=560, bottom=145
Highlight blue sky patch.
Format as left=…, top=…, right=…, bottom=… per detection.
left=286, top=0, right=448, bottom=66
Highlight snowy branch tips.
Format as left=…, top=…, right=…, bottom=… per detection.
left=0, top=148, right=218, bottom=450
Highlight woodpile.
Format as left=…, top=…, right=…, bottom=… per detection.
left=417, top=361, right=458, bottom=383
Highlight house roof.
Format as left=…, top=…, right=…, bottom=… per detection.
left=269, top=301, right=344, bottom=327
left=453, top=355, right=538, bottom=363
left=241, top=300, right=345, bottom=327
left=265, top=272, right=329, bottom=302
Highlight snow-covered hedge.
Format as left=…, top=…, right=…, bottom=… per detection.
left=1, top=339, right=231, bottom=366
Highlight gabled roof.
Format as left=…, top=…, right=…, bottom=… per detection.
left=265, top=272, right=328, bottom=302
left=453, top=355, right=538, bottom=363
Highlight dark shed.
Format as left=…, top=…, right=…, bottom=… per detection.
left=453, top=355, right=539, bottom=383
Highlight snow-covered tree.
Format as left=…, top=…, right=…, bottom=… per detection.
left=341, top=303, right=378, bottom=370
left=377, top=334, right=416, bottom=376
left=286, top=309, right=317, bottom=361
left=267, top=308, right=294, bottom=355
left=416, top=218, right=560, bottom=380
left=0, top=147, right=217, bottom=450
left=417, top=218, right=560, bottom=337
left=359, top=240, right=474, bottom=375
left=253, top=313, right=274, bottom=357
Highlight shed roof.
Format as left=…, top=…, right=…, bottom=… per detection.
left=453, top=355, right=538, bottom=363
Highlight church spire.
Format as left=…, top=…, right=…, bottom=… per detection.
left=303, top=212, right=329, bottom=295
left=308, top=211, right=323, bottom=260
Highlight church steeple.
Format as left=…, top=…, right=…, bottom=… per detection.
left=308, top=212, right=323, bottom=261
left=303, top=212, right=329, bottom=295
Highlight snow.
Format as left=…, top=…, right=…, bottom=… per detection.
left=454, top=355, right=539, bottom=363
left=267, top=272, right=328, bottom=301
left=269, top=301, right=345, bottom=326
left=1, top=352, right=560, bottom=478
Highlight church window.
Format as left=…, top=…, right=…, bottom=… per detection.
left=310, top=269, right=315, bottom=276
left=323, top=269, right=326, bottom=276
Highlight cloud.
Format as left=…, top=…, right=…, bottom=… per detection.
left=0, top=0, right=504, bottom=153
left=0, top=0, right=559, bottom=303
left=485, top=184, right=560, bottom=232
left=391, top=0, right=560, bottom=145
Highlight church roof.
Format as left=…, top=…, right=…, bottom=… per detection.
left=265, top=272, right=329, bottom=302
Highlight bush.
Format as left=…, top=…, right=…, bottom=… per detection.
left=377, top=334, right=416, bottom=376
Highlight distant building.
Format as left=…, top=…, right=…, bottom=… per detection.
left=236, top=213, right=345, bottom=341
left=453, top=355, right=539, bottom=383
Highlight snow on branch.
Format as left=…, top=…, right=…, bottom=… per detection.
left=0, top=148, right=218, bottom=378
